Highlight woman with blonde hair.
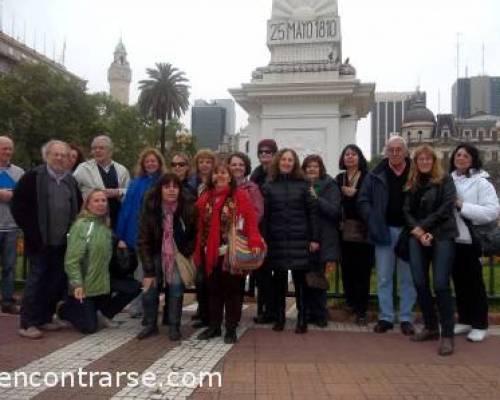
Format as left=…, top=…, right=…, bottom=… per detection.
left=403, top=145, right=458, bottom=356
left=116, top=148, right=166, bottom=318
left=57, top=190, right=116, bottom=333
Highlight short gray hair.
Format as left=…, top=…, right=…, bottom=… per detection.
left=91, top=135, right=113, bottom=150
left=41, top=140, right=70, bottom=161
left=384, top=135, right=408, bottom=156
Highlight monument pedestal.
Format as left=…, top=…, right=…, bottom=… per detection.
left=229, top=0, right=374, bottom=174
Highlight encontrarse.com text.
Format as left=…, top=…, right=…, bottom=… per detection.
left=0, top=369, right=222, bottom=389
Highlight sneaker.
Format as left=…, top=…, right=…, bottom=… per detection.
left=454, top=323, right=472, bottom=335
left=400, top=321, right=415, bottom=336
left=39, top=322, right=62, bottom=331
left=97, top=311, right=119, bottom=329
left=467, top=329, right=487, bottom=342
left=1, top=303, right=20, bottom=314
left=19, top=326, right=43, bottom=339
left=373, top=320, right=394, bottom=333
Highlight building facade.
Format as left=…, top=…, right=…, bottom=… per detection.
left=370, top=91, right=425, bottom=158
left=107, top=39, right=131, bottom=105
left=452, top=75, right=500, bottom=119
left=191, top=100, right=228, bottom=150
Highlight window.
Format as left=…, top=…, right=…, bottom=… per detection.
left=493, top=151, right=498, bottom=162
left=442, top=129, right=450, bottom=139
left=484, top=130, right=493, bottom=140
left=472, top=132, right=477, bottom=140
left=418, top=131, right=423, bottom=142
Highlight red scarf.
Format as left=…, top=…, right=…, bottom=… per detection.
left=197, top=186, right=231, bottom=277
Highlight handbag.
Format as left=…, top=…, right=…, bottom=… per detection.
left=305, top=271, right=329, bottom=290
left=341, top=219, right=368, bottom=243
left=175, top=248, right=197, bottom=288
left=228, top=217, right=267, bottom=271
left=465, top=219, right=500, bottom=257
left=394, top=227, right=411, bottom=262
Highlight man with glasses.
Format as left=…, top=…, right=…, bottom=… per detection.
left=250, top=139, right=278, bottom=324
left=358, top=136, right=417, bottom=335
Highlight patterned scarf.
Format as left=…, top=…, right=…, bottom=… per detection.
left=161, top=201, right=178, bottom=285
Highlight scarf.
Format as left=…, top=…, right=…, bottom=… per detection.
left=203, top=186, right=232, bottom=277
left=388, top=160, right=407, bottom=177
left=161, top=201, right=178, bottom=285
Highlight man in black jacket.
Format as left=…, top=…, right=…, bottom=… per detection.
left=12, top=140, right=82, bottom=339
left=358, top=136, right=417, bottom=335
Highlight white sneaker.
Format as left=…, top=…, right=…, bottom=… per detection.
left=97, top=311, right=119, bottom=329
left=467, top=329, right=487, bottom=342
left=454, top=323, right=472, bottom=335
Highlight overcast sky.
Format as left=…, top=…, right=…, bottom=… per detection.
left=3, top=0, right=500, bottom=157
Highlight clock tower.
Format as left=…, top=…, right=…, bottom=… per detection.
left=107, top=39, right=132, bottom=105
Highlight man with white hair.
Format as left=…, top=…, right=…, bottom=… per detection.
left=74, top=134, right=130, bottom=229
left=358, top=135, right=417, bottom=335
left=0, top=136, right=24, bottom=314
left=12, top=140, right=82, bottom=339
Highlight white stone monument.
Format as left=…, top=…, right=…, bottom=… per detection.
left=229, top=0, right=375, bottom=174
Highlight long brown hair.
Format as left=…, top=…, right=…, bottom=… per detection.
left=269, top=148, right=304, bottom=181
left=405, top=144, right=444, bottom=191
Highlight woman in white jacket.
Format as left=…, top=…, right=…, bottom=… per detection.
left=450, top=144, right=500, bottom=342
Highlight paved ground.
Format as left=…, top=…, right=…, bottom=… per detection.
left=1, top=299, right=500, bottom=400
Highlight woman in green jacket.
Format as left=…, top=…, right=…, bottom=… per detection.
left=57, top=189, right=114, bottom=333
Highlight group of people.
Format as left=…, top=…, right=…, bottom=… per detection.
left=0, top=132, right=498, bottom=356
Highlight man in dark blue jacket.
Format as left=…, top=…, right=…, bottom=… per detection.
left=358, top=136, right=416, bottom=335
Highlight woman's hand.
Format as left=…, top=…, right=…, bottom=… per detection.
left=456, top=199, right=463, bottom=210
left=117, top=240, right=128, bottom=250
left=309, top=187, right=318, bottom=199
left=411, top=226, right=425, bottom=238
left=74, top=287, right=85, bottom=302
left=419, top=233, right=433, bottom=247
left=310, top=242, right=320, bottom=252
left=142, top=277, right=155, bottom=291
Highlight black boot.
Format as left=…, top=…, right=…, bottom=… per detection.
left=295, top=282, right=307, bottom=334
left=197, top=327, right=222, bottom=340
left=162, top=304, right=169, bottom=326
left=168, top=296, right=183, bottom=341
left=224, top=328, right=237, bottom=344
left=137, top=287, right=159, bottom=340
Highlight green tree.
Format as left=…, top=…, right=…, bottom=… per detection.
left=138, top=63, right=190, bottom=156
left=0, top=63, right=100, bottom=167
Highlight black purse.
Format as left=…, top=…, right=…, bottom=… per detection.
left=394, top=227, right=411, bottom=262
left=464, top=219, right=500, bottom=257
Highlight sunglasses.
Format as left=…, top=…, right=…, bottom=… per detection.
left=258, top=149, right=274, bottom=155
left=171, top=162, right=187, bottom=168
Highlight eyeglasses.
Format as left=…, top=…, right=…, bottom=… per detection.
left=171, top=162, right=187, bottom=168
left=258, top=149, right=274, bottom=155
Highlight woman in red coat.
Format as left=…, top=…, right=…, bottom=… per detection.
left=194, top=161, right=264, bottom=343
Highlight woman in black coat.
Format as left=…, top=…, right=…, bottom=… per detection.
left=335, top=145, right=374, bottom=325
left=403, top=145, right=457, bottom=356
left=302, top=155, right=341, bottom=327
left=262, top=149, right=319, bottom=333
left=136, top=173, right=197, bottom=341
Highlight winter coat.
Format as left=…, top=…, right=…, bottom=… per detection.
left=73, top=159, right=130, bottom=199
left=313, top=175, right=341, bottom=263
left=11, top=165, right=82, bottom=255
left=357, top=158, right=411, bottom=245
left=452, top=170, right=500, bottom=244
left=115, top=173, right=160, bottom=249
left=238, top=180, right=264, bottom=222
left=65, top=214, right=112, bottom=297
left=262, top=175, right=319, bottom=270
left=137, top=191, right=198, bottom=279
left=250, top=165, right=269, bottom=189
left=403, top=175, right=458, bottom=241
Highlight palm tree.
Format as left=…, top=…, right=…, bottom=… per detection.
left=138, top=63, right=190, bottom=155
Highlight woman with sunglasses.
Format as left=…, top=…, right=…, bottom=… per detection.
left=170, top=152, right=196, bottom=201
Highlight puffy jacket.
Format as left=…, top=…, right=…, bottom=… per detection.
left=357, top=158, right=410, bottom=245
left=403, top=175, right=458, bottom=240
left=452, top=170, right=500, bottom=244
left=313, top=175, right=341, bottom=263
left=262, top=175, right=319, bottom=270
left=65, top=214, right=112, bottom=297
left=138, top=191, right=198, bottom=278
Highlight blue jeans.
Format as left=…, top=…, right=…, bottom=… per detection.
left=0, top=231, right=18, bottom=305
left=409, top=238, right=455, bottom=337
left=375, top=227, right=417, bottom=323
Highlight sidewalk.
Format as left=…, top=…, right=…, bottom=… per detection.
left=1, top=303, right=500, bottom=400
